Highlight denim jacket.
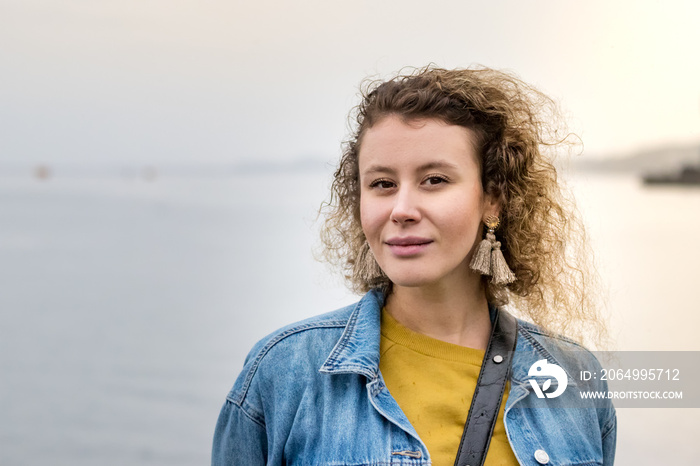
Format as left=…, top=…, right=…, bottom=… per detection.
left=212, top=289, right=616, bottom=465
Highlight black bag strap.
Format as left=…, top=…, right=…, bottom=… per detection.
left=454, top=308, right=518, bottom=466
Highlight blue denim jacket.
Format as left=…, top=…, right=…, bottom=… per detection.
left=212, top=289, right=616, bottom=465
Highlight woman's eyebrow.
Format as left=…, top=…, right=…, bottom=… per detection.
left=362, top=160, right=460, bottom=176
left=417, top=161, right=460, bottom=171
left=361, top=164, right=394, bottom=176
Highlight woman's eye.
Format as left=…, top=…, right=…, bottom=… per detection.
left=370, top=179, right=395, bottom=189
left=425, top=175, right=448, bottom=186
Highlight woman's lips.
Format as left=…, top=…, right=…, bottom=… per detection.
left=385, top=237, right=433, bottom=257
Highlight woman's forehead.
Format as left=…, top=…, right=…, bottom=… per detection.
left=358, top=116, right=480, bottom=172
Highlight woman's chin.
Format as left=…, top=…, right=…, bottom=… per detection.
left=385, top=273, right=439, bottom=289
left=383, top=263, right=477, bottom=291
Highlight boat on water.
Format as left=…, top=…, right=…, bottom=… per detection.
left=642, top=147, right=700, bottom=185
left=643, top=165, right=700, bottom=185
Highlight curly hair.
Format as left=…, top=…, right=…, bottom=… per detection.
left=319, top=65, right=606, bottom=346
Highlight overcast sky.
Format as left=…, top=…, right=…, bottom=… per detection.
left=2, top=0, right=699, bottom=167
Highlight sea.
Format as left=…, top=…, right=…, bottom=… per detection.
left=1, top=168, right=698, bottom=465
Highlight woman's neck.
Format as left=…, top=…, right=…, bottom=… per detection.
left=384, top=280, right=492, bottom=350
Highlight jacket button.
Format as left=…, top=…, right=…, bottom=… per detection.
left=534, top=449, right=549, bottom=464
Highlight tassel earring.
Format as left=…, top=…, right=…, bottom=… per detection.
left=355, top=240, right=384, bottom=282
left=469, top=215, right=516, bottom=285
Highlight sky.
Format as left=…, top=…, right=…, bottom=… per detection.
left=2, top=0, right=700, bottom=167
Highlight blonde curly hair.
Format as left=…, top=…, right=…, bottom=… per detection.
left=319, top=65, right=606, bottom=345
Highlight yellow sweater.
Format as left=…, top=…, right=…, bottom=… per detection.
left=379, top=309, right=519, bottom=466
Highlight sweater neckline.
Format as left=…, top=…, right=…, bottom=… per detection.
left=381, top=308, right=485, bottom=365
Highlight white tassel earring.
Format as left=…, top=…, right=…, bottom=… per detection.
left=469, top=215, right=516, bottom=285
left=355, top=240, right=384, bottom=282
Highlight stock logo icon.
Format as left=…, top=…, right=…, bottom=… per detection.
left=527, top=359, right=568, bottom=399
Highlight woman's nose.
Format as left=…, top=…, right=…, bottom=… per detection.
left=389, top=187, right=422, bottom=224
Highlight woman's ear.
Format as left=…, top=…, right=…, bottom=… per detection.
left=483, top=192, right=502, bottom=220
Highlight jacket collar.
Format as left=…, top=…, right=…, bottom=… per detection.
left=319, top=289, right=577, bottom=388
left=319, top=289, right=385, bottom=380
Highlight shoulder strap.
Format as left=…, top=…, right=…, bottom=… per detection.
left=454, top=308, right=518, bottom=466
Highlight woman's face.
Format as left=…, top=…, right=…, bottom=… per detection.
left=358, top=115, right=499, bottom=291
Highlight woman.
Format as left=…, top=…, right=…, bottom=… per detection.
left=212, top=66, right=616, bottom=465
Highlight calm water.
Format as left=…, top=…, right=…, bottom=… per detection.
left=0, top=171, right=698, bottom=465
